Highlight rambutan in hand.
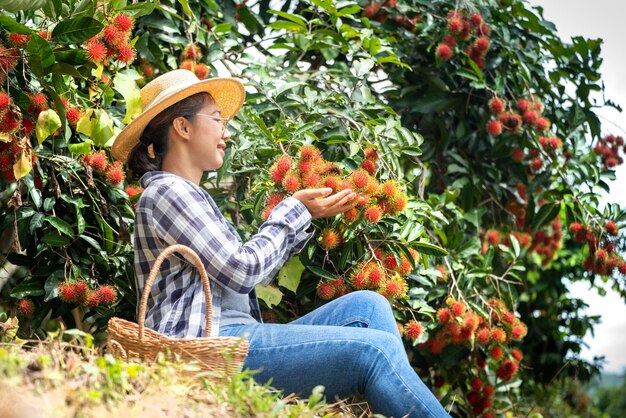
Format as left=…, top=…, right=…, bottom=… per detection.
left=293, top=188, right=357, bottom=219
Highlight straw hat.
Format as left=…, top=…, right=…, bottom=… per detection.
left=111, top=69, right=245, bottom=162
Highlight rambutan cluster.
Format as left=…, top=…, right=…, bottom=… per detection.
left=0, top=135, right=37, bottom=183
left=83, top=151, right=126, bottom=186
left=434, top=10, right=492, bottom=67
left=179, top=43, right=210, bottom=80
left=362, top=1, right=418, bottom=30
left=424, top=297, right=526, bottom=416
left=57, top=280, right=118, bottom=307
left=593, top=134, right=625, bottom=171
left=265, top=145, right=409, bottom=225
left=486, top=96, right=551, bottom=138
left=570, top=221, right=626, bottom=276
left=84, top=13, right=135, bottom=64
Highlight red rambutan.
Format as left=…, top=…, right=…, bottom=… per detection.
left=97, top=285, right=118, bottom=306
left=486, top=119, right=502, bottom=136
left=405, top=320, right=424, bottom=340
left=113, top=14, right=134, bottom=32
left=86, top=42, right=107, bottom=63
left=16, top=298, right=34, bottom=318
left=435, top=44, right=453, bottom=61
left=320, top=228, right=340, bottom=250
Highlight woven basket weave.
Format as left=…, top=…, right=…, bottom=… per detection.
left=106, top=244, right=249, bottom=378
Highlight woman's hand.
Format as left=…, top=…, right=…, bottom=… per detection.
left=292, top=188, right=358, bottom=219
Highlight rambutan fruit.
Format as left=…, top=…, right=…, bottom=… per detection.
left=512, top=348, right=524, bottom=362
left=125, top=185, right=143, bottom=198
left=364, top=147, right=378, bottom=161
left=102, top=25, right=120, bottom=44
left=106, top=166, right=125, bottom=185
left=535, top=117, right=550, bottom=132
left=350, top=169, right=370, bottom=190
left=97, top=285, right=117, bottom=306
left=486, top=229, right=500, bottom=245
left=282, top=172, right=301, bottom=193
left=379, top=180, right=399, bottom=199
left=298, top=159, right=313, bottom=174
left=343, top=207, right=358, bottom=222
left=496, top=359, right=518, bottom=381
left=367, top=266, right=384, bottom=288
left=405, top=320, right=424, bottom=340
left=276, top=155, right=291, bottom=174
left=398, top=256, right=413, bottom=276
left=86, top=41, right=107, bottom=63
left=364, top=205, right=382, bottom=223
left=116, top=44, right=135, bottom=63
left=498, top=112, right=523, bottom=133
left=0, top=92, right=10, bottom=109
left=302, top=172, right=321, bottom=188
left=86, top=291, right=100, bottom=309
left=383, top=253, right=399, bottom=270
left=0, top=155, right=11, bottom=171
left=16, top=298, right=34, bottom=318
left=58, top=281, right=77, bottom=303
left=489, top=345, right=503, bottom=361
left=435, top=265, right=447, bottom=282
left=194, top=63, right=209, bottom=80
left=470, top=377, right=483, bottom=391
left=617, top=262, right=626, bottom=275
left=437, top=308, right=452, bottom=324
left=512, top=147, right=524, bottom=162
left=486, top=120, right=502, bottom=136
left=180, top=60, right=194, bottom=71
left=451, top=301, right=466, bottom=317
left=470, top=12, right=483, bottom=26
left=523, top=110, right=538, bottom=125
left=389, top=193, right=408, bottom=214
left=184, top=43, right=202, bottom=60
left=113, top=14, right=134, bottom=32
left=516, top=99, right=531, bottom=113
left=8, top=33, right=29, bottom=47
left=320, top=228, right=340, bottom=250
left=474, top=36, right=490, bottom=52
left=488, top=97, right=505, bottom=114
left=361, top=159, right=376, bottom=175
left=66, top=107, right=82, bottom=127
left=442, top=35, right=457, bottom=47
left=88, top=151, right=108, bottom=171
left=606, top=220, right=619, bottom=236
left=435, top=44, right=453, bottom=61
left=510, top=322, right=527, bottom=340
left=476, top=328, right=491, bottom=345
left=490, top=327, right=507, bottom=343
left=299, top=144, right=321, bottom=161
left=447, top=17, right=463, bottom=34
left=530, top=157, right=543, bottom=172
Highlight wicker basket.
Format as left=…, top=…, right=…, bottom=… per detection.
left=106, top=244, right=249, bottom=378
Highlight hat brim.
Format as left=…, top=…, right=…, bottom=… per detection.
left=111, top=77, right=245, bottom=162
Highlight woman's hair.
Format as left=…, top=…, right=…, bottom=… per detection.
left=127, top=92, right=214, bottom=178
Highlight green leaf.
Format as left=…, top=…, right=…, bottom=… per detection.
left=40, top=233, right=69, bottom=246
left=269, top=21, right=306, bottom=33
left=36, top=109, right=62, bottom=145
left=44, top=216, right=74, bottom=237
left=0, top=16, right=33, bottom=34
left=26, top=35, right=55, bottom=77
left=76, top=109, right=115, bottom=147
left=413, top=241, right=448, bottom=257
left=531, top=203, right=561, bottom=231
left=269, top=11, right=307, bottom=27
left=51, top=17, right=104, bottom=44
left=177, top=0, right=193, bottom=17
left=278, top=256, right=305, bottom=293
left=10, top=279, right=45, bottom=299
left=68, top=141, right=93, bottom=155
left=113, top=71, right=142, bottom=124
left=121, top=1, right=156, bottom=18
left=255, top=284, right=283, bottom=308
left=306, top=265, right=336, bottom=280
left=0, top=0, right=47, bottom=13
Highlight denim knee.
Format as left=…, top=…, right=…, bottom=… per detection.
left=346, top=290, right=391, bottom=312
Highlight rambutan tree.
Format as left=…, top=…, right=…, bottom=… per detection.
left=1, top=0, right=625, bottom=416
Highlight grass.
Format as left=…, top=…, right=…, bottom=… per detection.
left=0, top=328, right=369, bottom=418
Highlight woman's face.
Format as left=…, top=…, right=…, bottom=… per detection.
left=186, top=102, right=231, bottom=171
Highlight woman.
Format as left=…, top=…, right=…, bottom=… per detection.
left=112, top=69, right=450, bottom=418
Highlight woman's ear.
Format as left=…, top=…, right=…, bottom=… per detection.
left=171, top=116, right=191, bottom=140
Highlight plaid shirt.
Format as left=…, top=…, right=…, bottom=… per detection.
left=134, top=171, right=313, bottom=338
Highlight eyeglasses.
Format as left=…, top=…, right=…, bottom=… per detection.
left=195, top=113, right=230, bottom=135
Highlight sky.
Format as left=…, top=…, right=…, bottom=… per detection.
left=528, top=0, right=626, bottom=374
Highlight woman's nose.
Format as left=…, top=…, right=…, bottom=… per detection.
left=222, top=126, right=232, bottom=140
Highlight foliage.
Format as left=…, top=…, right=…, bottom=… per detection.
left=0, top=0, right=625, bottom=416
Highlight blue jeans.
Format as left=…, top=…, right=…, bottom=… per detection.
left=220, top=291, right=450, bottom=418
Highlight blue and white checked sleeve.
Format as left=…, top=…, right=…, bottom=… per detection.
left=150, top=181, right=313, bottom=294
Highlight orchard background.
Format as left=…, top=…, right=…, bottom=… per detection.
left=1, top=0, right=625, bottom=416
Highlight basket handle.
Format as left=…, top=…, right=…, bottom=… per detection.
left=138, top=244, right=212, bottom=339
